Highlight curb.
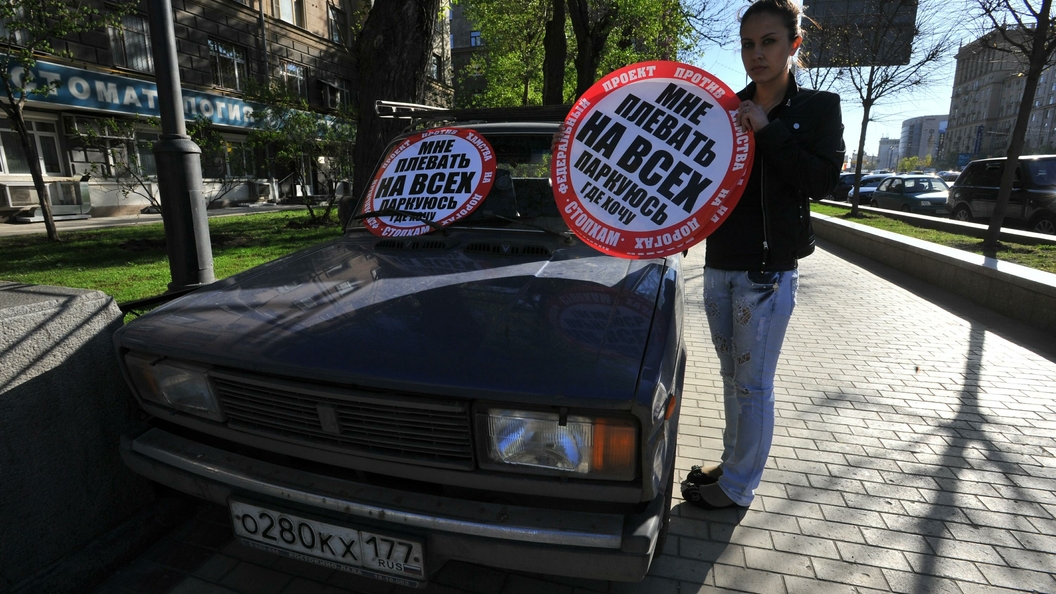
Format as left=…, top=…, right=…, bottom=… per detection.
left=812, top=212, right=1056, bottom=337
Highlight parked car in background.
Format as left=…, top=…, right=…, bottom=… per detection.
left=938, top=170, right=960, bottom=182
left=818, top=172, right=856, bottom=201
left=869, top=175, right=950, bottom=215
left=113, top=106, right=687, bottom=587
left=850, top=174, right=889, bottom=203
left=947, top=155, right=1056, bottom=234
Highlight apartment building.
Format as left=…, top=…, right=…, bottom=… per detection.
left=945, top=29, right=1056, bottom=168
left=0, top=0, right=452, bottom=221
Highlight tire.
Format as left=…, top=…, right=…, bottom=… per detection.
left=951, top=204, right=973, bottom=222
left=1030, top=212, right=1056, bottom=234
left=900, top=204, right=911, bottom=212
left=869, top=200, right=879, bottom=207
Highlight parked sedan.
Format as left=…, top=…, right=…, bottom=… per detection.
left=869, top=175, right=950, bottom=215
left=113, top=112, right=686, bottom=586
left=849, top=174, right=888, bottom=203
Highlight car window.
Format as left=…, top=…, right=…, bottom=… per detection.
left=904, top=178, right=947, bottom=194
left=963, top=164, right=1003, bottom=187
left=862, top=177, right=884, bottom=188
left=350, top=131, right=567, bottom=233
left=877, top=179, right=892, bottom=191
left=1025, top=159, right=1056, bottom=188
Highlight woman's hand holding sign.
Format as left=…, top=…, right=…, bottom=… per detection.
left=735, top=100, right=769, bottom=133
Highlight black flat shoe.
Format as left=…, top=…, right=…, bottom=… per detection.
left=684, top=464, right=723, bottom=486
left=680, top=482, right=747, bottom=510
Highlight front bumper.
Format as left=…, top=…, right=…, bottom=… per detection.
left=121, top=427, right=663, bottom=582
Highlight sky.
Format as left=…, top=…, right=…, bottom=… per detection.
left=686, top=3, right=977, bottom=164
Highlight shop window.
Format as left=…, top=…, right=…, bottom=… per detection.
left=279, top=61, right=307, bottom=99
left=275, top=0, right=305, bottom=27
left=202, top=139, right=253, bottom=179
left=0, top=119, right=62, bottom=175
left=209, top=39, right=247, bottom=91
left=109, top=14, right=154, bottom=73
left=329, top=4, right=348, bottom=46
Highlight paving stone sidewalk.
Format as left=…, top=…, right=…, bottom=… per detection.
left=94, top=244, right=1056, bottom=594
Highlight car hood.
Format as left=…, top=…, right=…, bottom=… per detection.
left=117, top=233, right=667, bottom=408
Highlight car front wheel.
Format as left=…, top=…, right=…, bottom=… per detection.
left=1029, top=212, right=1056, bottom=234
left=951, top=204, right=973, bottom=222
left=870, top=200, right=879, bottom=207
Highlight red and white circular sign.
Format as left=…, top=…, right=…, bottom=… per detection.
left=361, top=128, right=497, bottom=237
left=551, top=61, right=753, bottom=259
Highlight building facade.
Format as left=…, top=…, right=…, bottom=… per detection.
left=945, top=30, right=1056, bottom=168
left=877, top=136, right=899, bottom=170
left=0, top=0, right=453, bottom=221
left=899, top=115, right=947, bottom=164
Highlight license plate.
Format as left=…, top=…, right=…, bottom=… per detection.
left=230, top=500, right=426, bottom=587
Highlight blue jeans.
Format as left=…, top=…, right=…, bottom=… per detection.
left=703, top=267, right=798, bottom=506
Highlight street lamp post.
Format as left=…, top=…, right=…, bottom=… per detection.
left=147, top=0, right=215, bottom=291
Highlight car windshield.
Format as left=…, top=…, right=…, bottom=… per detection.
left=349, top=131, right=570, bottom=234
left=862, top=178, right=884, bottom=188
left=903, top=177, right=948, bottom=194
left=1025, top=159, right=1056, bottom=188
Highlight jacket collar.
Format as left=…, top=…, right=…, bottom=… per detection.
left=736, top=73, right=800, bottom=110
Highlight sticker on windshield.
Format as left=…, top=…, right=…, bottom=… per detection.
left=361, top=128, right=497, bottom=237
left=552, top=61, right=753, bottom=259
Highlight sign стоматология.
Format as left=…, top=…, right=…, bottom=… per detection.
left=361, top=128, right=497, bottom=237
left=552, top=61, right=753, bottom=259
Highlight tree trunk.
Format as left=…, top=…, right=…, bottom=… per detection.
left=849, top=101, right=873, bottom=217
left=352, top=0, right=440, bottom=207
left=985, top=0, right=1053, bottom=249
left=9, top=107, right=60, bottom=241
left=541, top=0, right=566, bottom=105
left=568, top=0, right=615, bottom=97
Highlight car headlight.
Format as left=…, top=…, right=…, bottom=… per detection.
left=476, top=409, right=636, bottom=480
left=123, top=352, right=224, bottom=422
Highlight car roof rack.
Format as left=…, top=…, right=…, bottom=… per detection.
left=376, top=100, right=571, bottom=128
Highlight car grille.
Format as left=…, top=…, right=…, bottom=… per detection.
left=211, top=371, right=474, bottom=469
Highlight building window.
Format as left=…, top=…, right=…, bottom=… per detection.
left=209, top=39, right=247, bottom=91
left=109, top=14, right=154, bottom=73
left=430, top=54, right=443, bottom=83
left=202, top=139, right=253, bottom=179
left=0, top=119, right=62, bottom=175
left=328, top=4, right=348, bottom=46
left=322, top=78, right=351, bottom=109
left=470, top=31, right=482, bottom=47
left=278, top=61, right=307, bottom=99
left=275, top=0, right=305, bottom=27
left=0, top=9, right=31, bottom=46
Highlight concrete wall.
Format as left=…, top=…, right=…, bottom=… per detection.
left=813, top=213, right=1056, bottom=336
left=0, top=283, right=154, bottom=590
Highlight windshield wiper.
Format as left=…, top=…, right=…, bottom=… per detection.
left=468, top=214, right=575, bottom=244
left=347, top=209, right=447, bottom=234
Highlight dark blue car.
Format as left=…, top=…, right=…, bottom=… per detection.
left=114, top=114, right=687, bottom=586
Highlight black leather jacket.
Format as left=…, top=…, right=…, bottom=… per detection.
left=705, top=77, right=845, bottom=271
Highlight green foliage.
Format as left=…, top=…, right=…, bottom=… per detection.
left=0, top=210, right=343, bottom=303
left=245, top=83, right=357, bottom=222
left=455, top=0, right=692, bottom=107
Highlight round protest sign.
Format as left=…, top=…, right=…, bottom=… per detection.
left=361, top=128, right=496, bottom=237
left=551, top=61, right=753, bottom=259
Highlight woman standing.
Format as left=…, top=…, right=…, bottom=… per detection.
left=680, top=0, right=845, bottom=509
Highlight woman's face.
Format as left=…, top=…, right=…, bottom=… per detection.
left=740, top=12, right=800, bottom=86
